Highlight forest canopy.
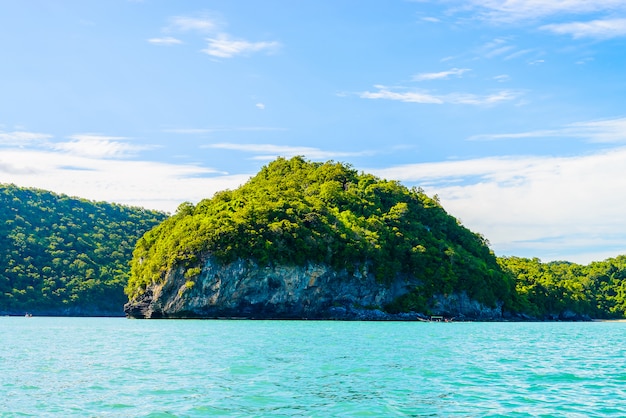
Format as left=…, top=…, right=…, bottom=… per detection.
left=0, top=184, right=166, bottom=315
left=499, top=255, right=626, bottom=319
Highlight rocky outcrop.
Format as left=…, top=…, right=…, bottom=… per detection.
left=124, top=256, right=502, bottom=320
left=125, top=257, right=408, bottom=319
left=429, top=293, right=503, bottom=320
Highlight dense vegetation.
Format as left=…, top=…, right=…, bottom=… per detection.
left=127, top=156, right=514, bottom=312
left=5, top=158, right=626, bottom=319
left=499, top=256, right=626, bottom=319
left=0, top=184, right=166, bottom=315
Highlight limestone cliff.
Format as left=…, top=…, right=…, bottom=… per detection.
left=124, top=256, right=502, bottom=320
left=125, top=257, right=405, bottom=319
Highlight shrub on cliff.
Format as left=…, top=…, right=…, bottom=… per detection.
left=126, top=157, right=514, bottom=310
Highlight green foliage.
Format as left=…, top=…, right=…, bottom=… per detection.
left=498, top=255, right=626, bottom=319
left=126, top=157, right=513, bottom=310
left=0, top=184, right=167, bottom=315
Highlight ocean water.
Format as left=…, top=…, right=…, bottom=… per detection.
left=1, top=318, right=626, bottom=417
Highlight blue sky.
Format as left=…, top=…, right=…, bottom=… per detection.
left=2, top=0, right=626, bottom=264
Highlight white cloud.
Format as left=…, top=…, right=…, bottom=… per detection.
left=51, top=134, right=152, bottom=159
left=360, top=85, right=520, bottom=106
left=444, top=90, right=520, bottom=105
left=462, top=0, right=626, bottom=23
left=412, top=68, right=470, bottom=81
left=0, top=131, right=52, bottom=146
left=360, top=86, right=443, bottom=104
left=163, top=126, right=286, bottom=134
left=204, top=142, right=372, bottom=160
left=469, top=117, right=626, bottom=143
left=202, top=34, right=280, bottom=58
left=0, top=148, right=248, bottom=213
left=255, top=103, right=266, bottom=110
left=147, top=36, right=183, bottom=45
left=371, top=147, right=626, bottom=263
left=169, top=15, right=220, bottom=33
left=541, top=18, right=626, bottom=39
left=151, top=13, right=280, bottom=59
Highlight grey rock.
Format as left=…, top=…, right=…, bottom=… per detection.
left=430, top=292, right=503, bottom=320
left=125, top=256, right=501, bottom=320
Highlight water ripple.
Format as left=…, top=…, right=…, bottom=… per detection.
left=2, top=318, right=626, bottom=416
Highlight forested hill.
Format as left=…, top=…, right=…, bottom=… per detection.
left=0, top=184, right=167, bottom=316
left=126, top=156, right=515, bottom=316
left=500, top=256, right=626, bottom=319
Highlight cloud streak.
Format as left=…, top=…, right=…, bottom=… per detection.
left=0, top=131, right=52, bottom=146
left=150, top=12, right=281, bottom=58
left=202, top=34, right=280, bottom=58
left=359, top=85, right=520, bottom=106
left=462, top=0, right=626, bottom=23
left=51, top=134, right=154, bottom=159
left=147, top=36, right=183, bottom=45
left=541, top=18, right=626, bottom=39
left=412, top=68, right=470, bottom=81
left=469, top=117, right=626, bottom=143
left=169, top=15, right=220, bottom=33
left=204, top=142, right=373, bottom=160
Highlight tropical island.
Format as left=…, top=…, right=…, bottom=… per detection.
left=2, top=157, right=626, bottom=320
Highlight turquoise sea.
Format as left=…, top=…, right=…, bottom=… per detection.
left=1, top=318, right=626, bottom=417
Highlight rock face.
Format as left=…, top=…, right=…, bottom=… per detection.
left=124, top=256, right=502, bottom=320
left=430, top=293, right=503, bottom=320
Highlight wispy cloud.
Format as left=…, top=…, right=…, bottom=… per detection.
left=0, top=131, right=52, bottom=146
left=461, top=0, right=626, bottom=23
left=168, top=15, right=221, bottom=33
left=445, top=90, right=520, bottom=105
left=469, top=117, right=626, bottom=143
left=202, top=34, right=280, bottom=58
left=163, top=126, right=286, bottom=134
left=51, top=134, right=153, bottom=159
left=204, top=142, right=372, bottom=160
left=150, top=12, right=280, bottom=58
left=360, top=86, right=443, bottom=104
left=147, top=36, right=183, bottom=46
left=412, top=68, right=470, bottom=81
left=541, top=18, right=626, bottom=39
left=359, top=85, right=520, bottom=106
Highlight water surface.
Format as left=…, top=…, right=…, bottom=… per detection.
left=1, top=317, right=625, bottom=416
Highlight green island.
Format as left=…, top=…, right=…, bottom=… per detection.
left=3, top=157, right=626, bottom=319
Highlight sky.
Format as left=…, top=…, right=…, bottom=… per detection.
left=2, top=0, right=626, bottom=264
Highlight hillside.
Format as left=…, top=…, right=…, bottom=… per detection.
left=500, top=256, right=626, bottom=319
left=125, top=157, right=515, bottom=319
left=0, top=184, right=167, bottom=316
